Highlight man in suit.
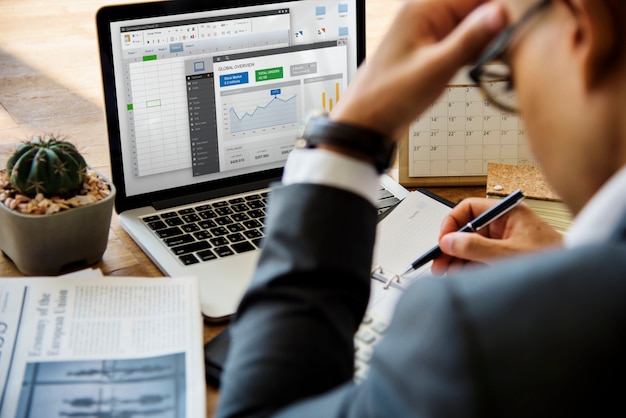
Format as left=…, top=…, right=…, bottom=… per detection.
left=217, top=0, right=626, bottom=416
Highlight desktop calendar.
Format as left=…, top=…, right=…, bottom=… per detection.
left=405, top=84, right=537, bottom=181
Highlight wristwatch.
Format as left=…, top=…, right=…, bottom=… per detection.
left=294, top=111, right=396, bottom=174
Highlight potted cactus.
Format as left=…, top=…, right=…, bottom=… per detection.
left=0, top=134, right=116, bottom=275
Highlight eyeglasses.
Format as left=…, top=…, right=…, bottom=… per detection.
left=469, top=0, right=552, bottom=113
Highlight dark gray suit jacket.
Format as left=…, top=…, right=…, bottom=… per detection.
left=217, top=183, right=626, bottom=417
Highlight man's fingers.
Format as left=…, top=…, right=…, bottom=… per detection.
left=440, top=231, right=506, bottom=263
left=427, top=2, right=507, bottom=81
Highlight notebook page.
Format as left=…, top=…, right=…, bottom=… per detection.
left=367, top=191, right=452, bottom=321
left=372, top=191, right=452, bottom=277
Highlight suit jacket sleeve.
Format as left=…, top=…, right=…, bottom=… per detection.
left=216, top=183, right=376, bottom=417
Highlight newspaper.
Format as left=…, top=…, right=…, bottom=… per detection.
left=0, top=275, right=205, bottom=418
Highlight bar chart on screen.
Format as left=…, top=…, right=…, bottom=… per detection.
left=303, top=73, right=343, bottom=111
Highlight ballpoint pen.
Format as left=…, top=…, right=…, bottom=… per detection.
left=399, top=189, right=525, bottom=277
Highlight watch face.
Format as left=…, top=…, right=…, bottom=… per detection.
left=295, top=111, right=329, bottom=148
left=303, top=109, right=329, bottom=131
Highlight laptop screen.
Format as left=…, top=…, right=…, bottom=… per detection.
left=97, top=0, right=365, bottom=212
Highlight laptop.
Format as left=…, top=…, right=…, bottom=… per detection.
left=96, top=0, right=408, bottom=321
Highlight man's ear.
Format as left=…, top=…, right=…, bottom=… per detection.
left=563, top=0, right=618, bottom=87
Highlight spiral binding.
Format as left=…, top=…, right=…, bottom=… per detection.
left=370, top=266, right=402, bottom=290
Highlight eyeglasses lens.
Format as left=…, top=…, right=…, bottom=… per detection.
left=478, top=64, right=518, bottom=112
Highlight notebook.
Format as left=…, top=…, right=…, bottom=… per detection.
left=96, top=0, right=408, bottom=321
left=354, top=189, right=454, bottom=380
left=367, top=190, right=454, bottom=320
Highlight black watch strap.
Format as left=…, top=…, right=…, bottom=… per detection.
left=295, top=113, right=396, bottom=174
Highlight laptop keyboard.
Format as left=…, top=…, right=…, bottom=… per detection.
left=141, top=185, right=401, bottom=267
left=142, top=192, right=269, bottom=266
left=376, top=187, right=401, bottom=218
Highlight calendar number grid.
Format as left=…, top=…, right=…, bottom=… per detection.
left=408, top=85, right=537, bottom=178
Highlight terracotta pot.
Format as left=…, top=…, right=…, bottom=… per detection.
left=0, top=176, right=116, bottom=276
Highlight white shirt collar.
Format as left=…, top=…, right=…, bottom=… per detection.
left=565, top=165, right=626, bottom=247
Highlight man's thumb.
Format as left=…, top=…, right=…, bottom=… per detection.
left=438, top=3, right=507, bottom=68
left=440, top=231, right=501, bottom=264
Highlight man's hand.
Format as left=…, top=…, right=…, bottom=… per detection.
left=331, top=0, right=506, bottom=141
left=432, top=198, right=564, bottom=275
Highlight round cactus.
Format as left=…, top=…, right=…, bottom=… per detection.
left=6, top=135, right=87, bottom=198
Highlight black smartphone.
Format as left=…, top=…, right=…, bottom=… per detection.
left=204, top=328, right=231, bottom=387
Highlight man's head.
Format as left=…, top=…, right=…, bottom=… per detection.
left=494, top=0, right=626, bottom=214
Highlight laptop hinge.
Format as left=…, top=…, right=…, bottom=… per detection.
left=152, top=178, right=278, bottom=211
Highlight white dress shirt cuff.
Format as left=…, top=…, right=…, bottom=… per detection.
left=282, top=148, right=380, bottom=206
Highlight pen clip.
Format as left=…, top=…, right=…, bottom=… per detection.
left=469, top=190, right=525, bottom=232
